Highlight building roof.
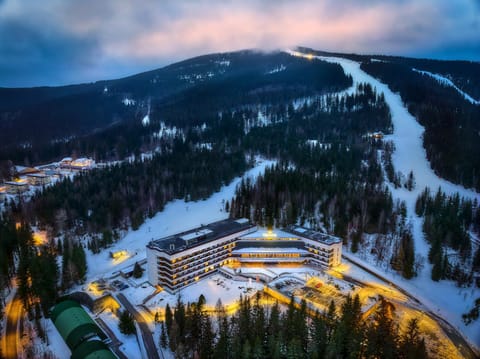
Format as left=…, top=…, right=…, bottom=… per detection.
left=15, top=166, right=40, bottom=175
left=51, top=300, right=106, bottom=350
left=285, top=226, right=342, bottom=245
left=147, top=218, right=256, bottom=254
left=239, top=226, right=342, bottom=245
left=240, top=227, right=298, bottom=240
left=5, top=179, right=29, bottom=186
left=71, top=340, right=116, bottom=359
left=25, top=172, right=48, bottom=178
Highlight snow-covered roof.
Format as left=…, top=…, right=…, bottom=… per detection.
left=287, top=226, right=342, bottom=245
left=239, top=227, right=298, bottom=239
left=147, top=218, right=256, bottom=254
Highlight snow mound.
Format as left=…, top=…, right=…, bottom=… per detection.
left=142, top=114, right=150, bottom=126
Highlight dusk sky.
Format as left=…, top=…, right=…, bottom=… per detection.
left=0, top=0, right=479, bottom=87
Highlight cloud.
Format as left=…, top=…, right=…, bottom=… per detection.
left=0, top=20, right=101, bottom=85
left=0, top=0, right=478, bottom=87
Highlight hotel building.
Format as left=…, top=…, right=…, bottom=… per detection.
left=146, top=218, right=342, bottom=292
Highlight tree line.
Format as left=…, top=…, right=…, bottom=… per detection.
left=415, top=187, right=479, bottom=284
left=160, top=293, right=428, bottom=359
left=361, top=61, right=480, bottom=191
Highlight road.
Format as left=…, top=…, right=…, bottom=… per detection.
left=342, top=255, right=479, bottom=359
left=3, top=294, right=23, bottom=359
left=95, top=317, right=128, bottom=359
left=116, top=293, right=161, bottom=359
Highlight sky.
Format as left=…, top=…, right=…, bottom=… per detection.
left=0, top=0, right=479, bottom=87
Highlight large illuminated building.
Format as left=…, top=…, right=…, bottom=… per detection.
left=146, top=218, right=342, bottom=292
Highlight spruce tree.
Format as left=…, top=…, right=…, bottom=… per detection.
left=132, top=261, right=143, bottom=278
left=366, top=297, right=398, bottom=359
left=165, top=303, right=173, bottom=332
left=399, top=318, right=429, bottom=359
left=160, top=322, right=168, bottom=349
left=119, top=310, right=135, bottom=335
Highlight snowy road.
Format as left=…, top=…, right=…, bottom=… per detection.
left=343, top=254, right=478, bottom=359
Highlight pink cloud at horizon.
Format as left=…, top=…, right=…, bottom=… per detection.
left=0, top=0, right=478, bottom=86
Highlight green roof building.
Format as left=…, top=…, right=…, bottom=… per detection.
left=71, top=340, right=117, bottom=359
left=51, top=300, right=116, bottom=358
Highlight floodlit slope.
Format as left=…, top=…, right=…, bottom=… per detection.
left=302, top=53, right=480, bottom=203
left=289, top=50, right=480, bottom=350
left=412, top=68, right=480, bottom=105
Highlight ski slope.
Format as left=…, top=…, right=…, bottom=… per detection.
left=289, top=50, right=480, bottom=350
left=412, top=68, right=480, bottom=105
left=84, top=158, right=275, bottom=282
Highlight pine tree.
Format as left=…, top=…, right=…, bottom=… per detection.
left=406, top=171, right=415, bottom=191
left=61, top=238, right=72, bottom=289
left=199, top=315, right=215, bottom=359
left=165, top=303, right=173, bottom=332
left=310, top=311, right=328, bottom=358
left=329, top=294, right=363, bottom=358
left=71, top=242, right=87, bottom=283
left=472, top=247, right=480, bottom=272
left=399, top=318, right=429, bottom=359
left=366, top=296, right=398, bottom=359
left=241, top=340, right=251, bottom=359
left=462, top=297, right=480, bottom=324
left=119, top=310, right=136, bottom=335
left=351, top=230, right=361, bottom=253
left=160, top=322, right=168, bottom=349
left=174, top=296, right=186, bottom=339
left=214, top=316, right=230, bottom=359
left=325, top=299, right=337, bottom=341
left=132, top=261, right=143, bottom=278
left=431, top=254, right=443, bottom=282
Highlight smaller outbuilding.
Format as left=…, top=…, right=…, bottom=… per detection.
left=5, top=179, right=29, bottom=194
left=51, top=300, right=115, bottom=358
left=26, top=172, right=51, bottom=186
left=71, top=340, right=117, bottom=359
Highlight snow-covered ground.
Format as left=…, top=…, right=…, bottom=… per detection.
left=154, top=273, right=264, bottom=311
left=85, top=158, right=275, bottom=282
left=63, top=158, right=274, bottom=359
left=412, top=68, right=480, bottom=105
left=99, top=309, right=142, bottom=358
left=289, top=50, right=480, bottom=350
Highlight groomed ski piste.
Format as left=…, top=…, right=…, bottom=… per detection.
left=412, top=68, right=480, bottom=105
left=289, top=49, right=480, bottom=351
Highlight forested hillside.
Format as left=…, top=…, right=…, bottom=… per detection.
left=0, top=51, right=350, bottom=168
left=360, top=60, right=480, bottom=191
left=300, top=47, right=480, bottom=191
